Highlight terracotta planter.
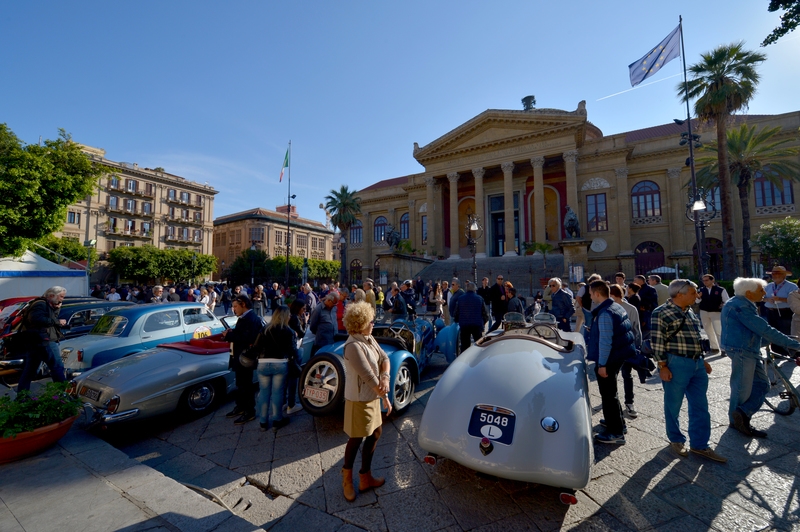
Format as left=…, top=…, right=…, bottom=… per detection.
left=0, top=415, right=79, bottom=464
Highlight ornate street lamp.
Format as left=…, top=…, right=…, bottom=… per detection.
left=465, top=208, right=484, bottom=284
left=685, top=187, right=718, bottom=277
left=250, top=242, right=256, bottom=286
left=339, top=236, right=347, bottom=286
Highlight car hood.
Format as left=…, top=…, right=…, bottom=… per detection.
left=81, top=349, right=183, bottom=387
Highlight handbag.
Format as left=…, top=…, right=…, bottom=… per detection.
left=238, top=350, right=257, bottom=369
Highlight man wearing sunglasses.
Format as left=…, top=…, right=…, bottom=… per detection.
left=651, top=279, right=726, bottom=462
left=488, top=275, right=508, bottom=332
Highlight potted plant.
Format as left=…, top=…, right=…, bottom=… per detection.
left=0, top=382, right=83, bottom=464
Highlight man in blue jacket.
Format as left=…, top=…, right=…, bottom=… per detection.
left=586, top=281, right=636, bottom=444
left=454, top=282, right=488, bottom=353
left=721, top=277, right=800, bottom=438
left=222, top=294, right=263, bottom=425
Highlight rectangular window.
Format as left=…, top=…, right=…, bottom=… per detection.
left=143, top=202, right=152, bottom=214
left=220, top=232, right=226, bottom=245
left=586, top=193, right=607, bottom=232
left=125, top=220, right=135, bottom=234
left=168, top=189, right=176, bottom=200
left=180, top=191, right=190, bottom=203
left=108, top=196, right=118, bottom=209
left=297, top=234, right=308, bottom=248
left=421, top=215, right=427, bottom=245
left=195, top=195, right=203, bottom=207
left=182, top=209, right=190, bottom=220
left=167, top=226, right=175, bottom=238
left=120, top=242, right=134, bottom=247
left=125, top=199, right=136, bottom=212
left=108, top=217, right=118, bottom=232
left=181, top=227, right=190, bottom=239
left=67, top=211, right=81, bottom=226
left=142, top=222, right=152, bottom=235
left=235, top=230, right=242, bottom=244
left=169, top=206, right=176, bottom=218
left=145, top=183, right=154, bottom=196
left=755, top=178, right=794, bottom=207
left=275, top=231, right=284, bottom=246
left=126, top=179, right=137, bottom=192
left=193, top=229, right=202, bottom=242
left=109, top=176, right=120, bottom=189
left=249, top=227, right=264, bottom=243
left=194, top=211, right=203, bottom=223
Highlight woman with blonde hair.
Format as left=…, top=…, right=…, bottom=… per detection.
left=199, top=288, right=210, bottom=309
left=252, top=285, right=265, bottom=318
left=249, top=305, right=295, bottom=432
left=428, top=282, right=445, bottom=318
left=340, top=301, right=391, bottom=502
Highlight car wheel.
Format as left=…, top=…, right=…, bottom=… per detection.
left=392, top=360, right=415, bottom=413
left=180, top=380, right=219, bottom=414
left=299, top=353, right=345, bottom=416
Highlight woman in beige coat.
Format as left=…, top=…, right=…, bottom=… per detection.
left=340, top=301, right=392, bottom=502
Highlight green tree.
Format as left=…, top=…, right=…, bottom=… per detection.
left=34, top=235, right=99, bottom=268
left=0, top=125, right=107, bottom=257
left=755, top=217, right=800, bottom=270
left=678, top=42, right=767, bottom=279
left=696, top=124, right=800, bottom=275
left=762, top=1, right=800, bottom=46
left=107, top=246, right=216, bottom=283
left=527, top=242, right=554, bottom=270
left=324, top=185, right=362, bottom=282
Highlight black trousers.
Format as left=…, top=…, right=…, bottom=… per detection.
left=459, top=325, right=482, bottom=353
left=231, top=356, right=255, bottom=414
left=768, top=308, right=793, bottom=355
left=596, top=358, right=624, bottom=435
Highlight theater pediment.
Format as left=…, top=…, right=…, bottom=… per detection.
left=413, top=102, right=599, bottom=167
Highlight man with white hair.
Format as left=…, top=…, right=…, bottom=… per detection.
left=17, top=286, right=68, bottom=391
left=549, top=278, right=574, bottom=332
left=721, top=277, right=800, bottom=438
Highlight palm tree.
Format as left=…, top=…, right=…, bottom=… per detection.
left=324, top=185, right=362, bottom=283
left=678, top=42, right=766, bottom=279
left=696, top=124, right=800, bottom=275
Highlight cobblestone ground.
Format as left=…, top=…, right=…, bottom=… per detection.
left=104, top=350, right=800, bottom=531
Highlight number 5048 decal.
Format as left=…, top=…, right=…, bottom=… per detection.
left=468, top=404, right=516, bottom=446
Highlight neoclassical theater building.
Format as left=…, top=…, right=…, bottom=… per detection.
left=346, top=102, right=799, bottom=281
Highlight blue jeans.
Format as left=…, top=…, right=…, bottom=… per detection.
left=727, top=349, right=769, bottom=423
left=662, top=353, right=710, bottom=449
left=18, top=342, right=65, bottom=392
left=257, top=360, right=287, bottom=425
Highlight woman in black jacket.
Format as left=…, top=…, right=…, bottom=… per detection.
left=285, top=300, right=307, bottom=414
left=251, top=305, right=296, bottom=431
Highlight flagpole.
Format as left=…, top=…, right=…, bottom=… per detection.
left=679, top=15, right=706, bottom=278
left=285, top=140, right=292, bottom=288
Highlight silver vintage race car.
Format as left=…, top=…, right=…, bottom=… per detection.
left=418, top=313, right=593, bottom=502
left=67, top=317, right=239, bottom=425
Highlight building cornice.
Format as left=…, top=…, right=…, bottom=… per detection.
left=91, top=156, right=219, bottom=195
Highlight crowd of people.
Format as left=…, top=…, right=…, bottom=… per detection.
left=19, top=264, right=800, bottom=503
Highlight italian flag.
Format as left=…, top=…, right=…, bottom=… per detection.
left=279, top=149, right=289, bottom=182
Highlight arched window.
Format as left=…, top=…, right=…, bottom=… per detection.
left=703, top=187, right=721, bottom=213
left=399, top=213, right=409, bottom=240
left=631, top=181, right=662, bottom=218
left=755, top=170, right=794, bottom=207
left=374, top=216, right=388, bottom=242
left=350, top=259, right=363, bottom=285
left=350, top=220, right=362, bottom=244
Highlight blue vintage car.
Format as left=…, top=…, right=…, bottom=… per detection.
left=60, top=303, right=226, bottom=377
left=298, top=318, right=459, bottom=416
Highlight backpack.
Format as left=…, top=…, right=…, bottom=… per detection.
left=3, top=298, right=47, bottom=355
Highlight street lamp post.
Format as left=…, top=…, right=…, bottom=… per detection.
left=685, top=187, right=718, bottom=278
left=286, top=194, right=296, bottom=288
left=83, top=239, right=96, bottom=297
left=250, top=242, right=256, bottom=286
left=675, top=117, right=711, bottom=278
left=339, top=236, right=347, bottom=286
left=465, top=209, right=484, bottom=285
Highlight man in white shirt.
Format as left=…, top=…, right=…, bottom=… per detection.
left=105, top=287, right=121, bottom=302
left=697, top=274, right=730, bottom=354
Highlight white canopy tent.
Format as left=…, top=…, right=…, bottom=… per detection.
left=0, top=251, right=87, bottom=299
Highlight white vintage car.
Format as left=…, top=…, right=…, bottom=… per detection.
left=418, top=313, right=593, bottom=502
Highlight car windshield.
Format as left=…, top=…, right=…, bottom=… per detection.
left=90, top=315, right=129, bottom=336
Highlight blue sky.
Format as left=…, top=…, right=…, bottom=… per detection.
left=2, top=2, right=798, bottom=224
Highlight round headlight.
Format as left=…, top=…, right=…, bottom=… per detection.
left=541, top=417, right=559, bottom=433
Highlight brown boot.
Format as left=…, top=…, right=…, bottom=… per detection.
left=358, top=471, right=385, bottom=491
left=341, top=468, right=356, bottom=502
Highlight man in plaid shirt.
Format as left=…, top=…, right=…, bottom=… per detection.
left=651, top=279, right=727, bottom=463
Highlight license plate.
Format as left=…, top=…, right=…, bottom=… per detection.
left=303, top=386, right=329, bottom=403
left=467, top=405, right=516, bottom=446
left=79, top=386, right=101, bottom=402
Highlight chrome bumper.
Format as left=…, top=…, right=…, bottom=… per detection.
left=83, top=403, right=140, bottom=424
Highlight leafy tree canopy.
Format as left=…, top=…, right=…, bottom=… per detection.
left=228, top=250, right=340, bottom=288
left=107, top=245, right=216, bottom=284
left=0, top=124, right=107, bottom=257
left=755, top=217, right=800, bottom=270
left=762, top=1, right=800, bottom=46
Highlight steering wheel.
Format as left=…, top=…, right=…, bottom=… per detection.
left=389, top=323, right=408, bottom=339
left=528, top=324, right=555, bottom=340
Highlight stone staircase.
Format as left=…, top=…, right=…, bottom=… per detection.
left=413, top=253, right=565, bottom=298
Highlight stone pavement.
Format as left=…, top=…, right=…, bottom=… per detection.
left=0, top=422, right=263, bottom=532
left=91, top=350, right=800, bottom=531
